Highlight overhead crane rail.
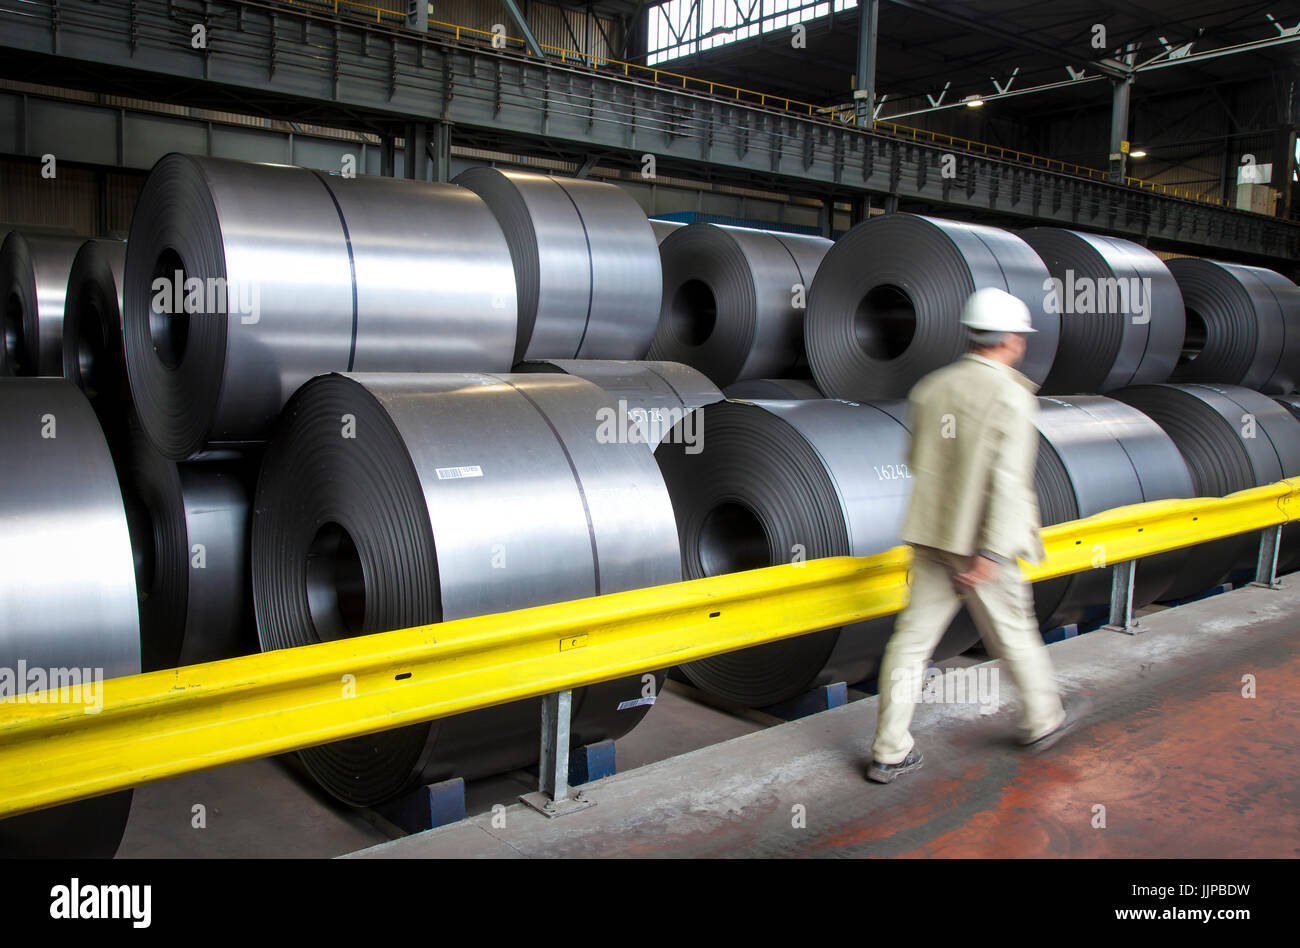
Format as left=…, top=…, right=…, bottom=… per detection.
left=0, top=478, right=1297, bottom=821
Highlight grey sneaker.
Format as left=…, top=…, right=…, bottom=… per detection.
left=1020, top=693, right=1091, bottom=751
left=867, top=747, right=924, bottom=784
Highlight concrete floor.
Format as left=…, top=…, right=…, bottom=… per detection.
left=346, top=579, right=1300, bottom=859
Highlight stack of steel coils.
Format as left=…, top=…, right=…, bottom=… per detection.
left=654, top=398, right=979, bottom=707
left=805, top=214, right=1060, bottom=399
left=456, top=168, right=662, bottom=362
left=122, top=155, right=518, bottom=459
left=1167, top=259, right=1300, bottom=394
left=1020, top=228, right=1185, bottom=394
left=648, top=224, right=833, bottom=386
left=60, top=239, right=129, bottom=441
left=515, top=359, right=723, bottom=446
left=252, top=372, right=682, bottom=805
left=1, top=232, right=85, bottom=377
left=0, top=379, right=139, bottom=857
left=1114, top=383, right=1300, bottom=599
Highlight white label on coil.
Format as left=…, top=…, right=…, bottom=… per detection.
left=436, top=465, right=483, bottom=480
left=617, top=696, right=657, bottom=710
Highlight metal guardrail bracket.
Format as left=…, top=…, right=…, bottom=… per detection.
left=519, top=690, right=596, bottom=818
left=1101, top=559, right=1140, bottom=635
left=1250, top=525, right=1285, bottom=590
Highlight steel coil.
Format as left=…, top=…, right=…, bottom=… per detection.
left=654, top=397, right=978, bottom=707
left=61, top=239, right=129, bottom=443
left=123, top=419, right=256, bottom=672
left=1020, top=228, right=1184, bottom=393
left=515, top=359, right=722, bottom=446
left=252, top=372, right=681, bottom=805
left=1114, top=382, right=1300, bottom=598
left=805, top=214, right=1060, bottom=399
left=0, top=378, right=139, bottom=857
left=724, top=378, right=823, bottom=399
left=455, top=168, right=661, bottom=362
left=123, top=154, right=517, bottom=460
left=1030, top=395, right=1194, bottom=626
left=1167, top=258, right=1300, bottom=394
left=647, top=224, right=833, bottom=386
left=1, top=232, right=84, bottom=377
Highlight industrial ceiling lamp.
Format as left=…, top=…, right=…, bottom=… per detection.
left=964, top=95, right=985, bottom=108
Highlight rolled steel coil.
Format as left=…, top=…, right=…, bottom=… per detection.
left=515, top=359, right=723, bottom=446
left=61, top=239, right=129, bottom=444
left=123, top=154, right=517, bottom=460
left=1114, top=383, right=1300, bottom=598
left=1167, top=258, right=1300, bottom=394
left=650, top=219, right=685, bottom=243
left=1029, top=395, right=1194, bottom=626
left=647, top=224, right=833, bottom=386
left=724, top=378, right=823, bottom=400
left=123, top=419, right=256, bottom=672
left=1, top=231, right=84, bottom=377
left=455, top=168, right=661, bottom=362
left=252, top=372, right=681, bottom=805
left=805, top=214, right=1060, bottom=400
left=0, top=378, right=139, bottom=857
left=1020, top=228, right=1184, bottom=393
left=654, top=398, right=979, bottom=707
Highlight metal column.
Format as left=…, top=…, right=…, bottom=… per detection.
left=854, top=0, right=879, bottom=128
left=519, top=690, right=596, bottom=817
left=1108, top=47, right=1137, bottom=183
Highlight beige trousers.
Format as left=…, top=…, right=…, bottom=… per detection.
left=871, top=545, right=1065, bottom=764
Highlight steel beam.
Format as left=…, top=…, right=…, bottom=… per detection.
left=502, top=0, right=545, bottom=58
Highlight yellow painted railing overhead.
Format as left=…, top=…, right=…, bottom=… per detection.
left=271, top=0, right=1228, bottom=208
left=1, top=478, right=1297, bottom=820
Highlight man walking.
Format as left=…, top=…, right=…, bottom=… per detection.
left=867, top=287, right=1084, bottom=784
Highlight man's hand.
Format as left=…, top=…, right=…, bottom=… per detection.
left=955, top=554, right=1000, bottom=589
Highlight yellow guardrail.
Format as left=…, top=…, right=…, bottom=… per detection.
left=271, top=1, right=1228, bottom=209
left=0, top=478, right=1297, bottom=820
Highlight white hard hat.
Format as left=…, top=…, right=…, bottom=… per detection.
left=960, top=287, right=1036, bottom=333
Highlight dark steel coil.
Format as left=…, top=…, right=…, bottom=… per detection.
left=1114, top=383, right=1300, bottom=598
left=1020, top=228, right=1184, bottom=393
left=648, top=224, right=833, bottom=385
left=60, top=239, right=129, bottom=443
left=1167, top=259, right=1300, bottom=394
left=252, top=372, right=681, bottom=805
left=0, top=232, right=84, bottom=377
left=1030, top=395, right=1194, bottom=626
left=123, top=419, right=256, bottom=672
left=455, top=168, right=661, bottom=362
left=0, top=379, right=139, bottom=857
left=724, top=378, right=823, bottom=399
left=123, top=154, right=517, bottom=460
left=515, top=359, right=723, bottom=446
left=654, top=397, right=978, bottom=707
left=805, top=214, right=1060, bottom=399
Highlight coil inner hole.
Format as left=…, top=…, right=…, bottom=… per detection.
left=854, top=284, right=916, bottom=360
left=306, top=522, right=367, bottom=642
left=698, top=502, right=770, bottom=576
left=670, top=279, right=718, bottom=347
left=150, top=248, right=191, bottom=369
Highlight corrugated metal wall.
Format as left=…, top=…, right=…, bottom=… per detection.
left=0, top=158, right=143, bottom=237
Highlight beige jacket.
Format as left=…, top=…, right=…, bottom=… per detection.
left=899, top=353, right=1045, bottom=563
